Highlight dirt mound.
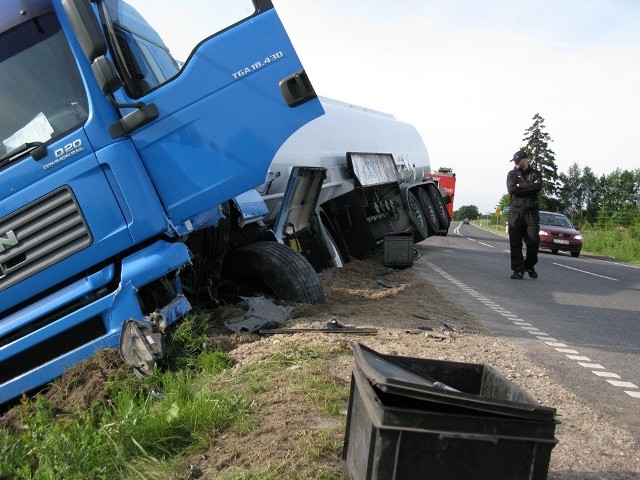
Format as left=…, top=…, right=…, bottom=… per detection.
left=0, top=349, right=127, bottom=433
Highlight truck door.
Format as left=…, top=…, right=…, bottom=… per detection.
left=100, top=0, right=323, bottom=229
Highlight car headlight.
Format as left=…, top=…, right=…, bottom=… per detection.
left=539, top=230, right=550, bottom=236
left=574, top=234, right=583, bottom=240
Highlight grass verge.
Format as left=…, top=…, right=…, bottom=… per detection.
left=0, top=317, right=349, bottom=479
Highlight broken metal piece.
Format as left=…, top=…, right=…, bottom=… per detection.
left=258, top=327, right=378, bottom=335
left=119, top=320, right=164, bottom=377
left=225, top=296, right=293, bottom=332
left=440, top=321, right=464, bottom=333
left=405, top=328, right=425, bottom=335
left=325, top=317, right=356, bottom=329
left=425, top=332, right=450, bottom=340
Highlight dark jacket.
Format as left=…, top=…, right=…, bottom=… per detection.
left=506, top=166, right=542, bottom=213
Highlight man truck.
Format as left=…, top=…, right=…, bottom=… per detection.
left=0, top=0, right=326, bottom=403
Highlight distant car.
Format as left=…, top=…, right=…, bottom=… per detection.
left=538, top=211, right=582, bottom=257
left=462, top=218, right=469, bottom=224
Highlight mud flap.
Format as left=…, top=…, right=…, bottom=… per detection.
left=119, top=320, right=164, bottom=377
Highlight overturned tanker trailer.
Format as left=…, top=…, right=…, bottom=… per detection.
left=257, top=97, right=453, bottom=271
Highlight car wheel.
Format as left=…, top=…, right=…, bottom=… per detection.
left=571, top=251, right=580, bottom=258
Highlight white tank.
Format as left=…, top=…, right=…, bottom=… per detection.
left=259, top=97, right=431, bottom=220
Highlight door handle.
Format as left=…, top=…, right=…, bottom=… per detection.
left=279, top=70, right=317, bottom=107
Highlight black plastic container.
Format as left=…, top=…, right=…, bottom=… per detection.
left=383, top=231, right=414, bottom=268
left=342, top=344, right=559, bottom=480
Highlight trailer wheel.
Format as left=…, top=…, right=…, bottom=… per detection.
left=417, top=187, right=441, bottom=236
left=426, top=183, right=450, bottom=232
left=222, top=242, right=325, bottom=304
left=406, top=191, right=430, bottom=242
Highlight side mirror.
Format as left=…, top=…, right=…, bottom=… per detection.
left=92, top=55, right=123, bottom=94
left=62, top=0, right=106, bottom=62
left=63, top=0, right=123, bottom=96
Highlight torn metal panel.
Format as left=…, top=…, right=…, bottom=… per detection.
left=225, top=296, right=293, bottom=333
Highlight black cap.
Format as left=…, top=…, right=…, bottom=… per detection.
left=511, top=150, right=528, bottom=162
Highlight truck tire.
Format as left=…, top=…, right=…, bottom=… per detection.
left=223, top=242, right=325, bottom=304
left=406, top=191, right=430, bottom=242
left=417, top=187, right=441, bottom=236
left=426, top=183, right=450, bottom=232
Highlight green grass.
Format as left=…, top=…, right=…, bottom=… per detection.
left=0, top=319, right=349, bottom=480
left=0, top=352, right=249, bottom=479
left=581, top=225, right=640, bottom=263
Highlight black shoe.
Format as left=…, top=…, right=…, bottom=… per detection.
left=525, top=267, right=538, bottom=279
left=510, top=271, right=524, bottom=279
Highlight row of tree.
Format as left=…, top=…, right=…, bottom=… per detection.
left=454, top=114, right=640, bottom=228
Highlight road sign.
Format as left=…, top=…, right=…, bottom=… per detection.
left=502, top=206, right=510, bottom=213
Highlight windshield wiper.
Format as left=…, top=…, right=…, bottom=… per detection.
left=0, top=142, right=47, bottom=168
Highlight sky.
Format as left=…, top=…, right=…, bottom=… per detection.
left=272, top=0, right=640, bottom=214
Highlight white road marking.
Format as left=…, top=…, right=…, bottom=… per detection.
left=427, top=262, right=638, bottom=401
left=607, top=380, right=638, bottom=388
left=553, top=263, right=618, bottom=281
left=578, top=363, right=604, bottom=369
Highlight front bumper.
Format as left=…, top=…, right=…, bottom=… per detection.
left=540, top=239, right=582, bottom=253
left=0, top=240, right=192, bottom=405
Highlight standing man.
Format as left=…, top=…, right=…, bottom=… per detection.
left=506, top=150, right=542, bottom=279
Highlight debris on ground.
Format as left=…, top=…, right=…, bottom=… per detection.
left=224, top=296, right=292, bottom=332
left=259, top=317, right=378, bottom=335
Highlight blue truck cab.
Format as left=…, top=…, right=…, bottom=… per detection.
left=0, top=0, right=323, bottom=404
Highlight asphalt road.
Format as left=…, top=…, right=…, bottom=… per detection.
left=413, top=221, right=640, bottom=439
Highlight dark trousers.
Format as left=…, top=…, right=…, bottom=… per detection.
left=508, top=210, right=539, bottom=273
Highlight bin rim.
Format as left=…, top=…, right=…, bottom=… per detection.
left=353, top=343, right=557, bottom=421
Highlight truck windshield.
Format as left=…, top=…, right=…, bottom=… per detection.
left=103, top=0, right=256, bottom=98
left=0, top=13, right=88, bottom=159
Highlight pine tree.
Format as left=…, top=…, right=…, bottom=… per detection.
left=522, top=113, right=560, bottom=210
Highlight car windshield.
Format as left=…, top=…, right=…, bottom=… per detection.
left=0, top=13, right=88, bottom=158
left=540, top=213, right=573, bottom=228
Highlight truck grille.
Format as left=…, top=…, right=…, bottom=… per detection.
left=0, top=187, right=92, bottom=292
